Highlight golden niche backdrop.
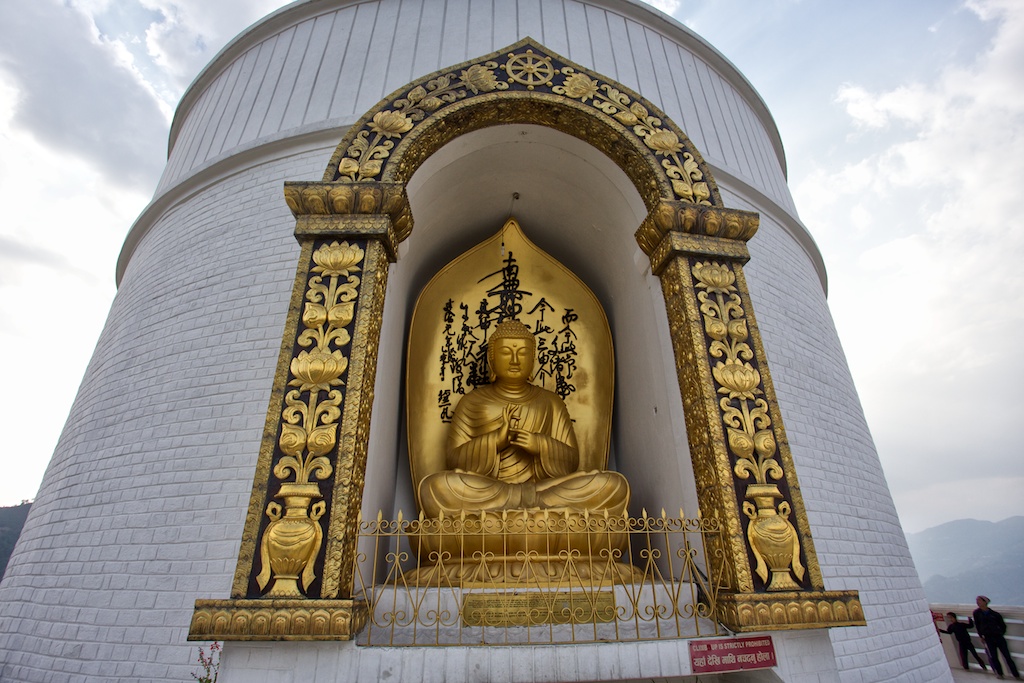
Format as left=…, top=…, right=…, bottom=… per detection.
left=406, top=218, right=635, bottom=586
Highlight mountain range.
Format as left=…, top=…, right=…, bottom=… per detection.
left=0, top=502, right=31, bottom=578
left=905, top=516, right=1024, bottom=607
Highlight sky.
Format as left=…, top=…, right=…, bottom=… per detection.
left=0, top=0, right=1021, bottom=535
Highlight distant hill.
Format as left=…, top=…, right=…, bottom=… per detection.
left=906, top=516, right=1024, bottom=607
left=0, top=502, right=32, bottom=578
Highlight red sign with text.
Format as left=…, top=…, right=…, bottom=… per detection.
left=689, top=635, right=777, bottom=673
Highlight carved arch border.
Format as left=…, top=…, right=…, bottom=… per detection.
left=322, top=37, right=720, bottom=217
left=189, top=38, right=862, bottom=643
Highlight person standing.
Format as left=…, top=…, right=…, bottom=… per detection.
left=973, top=595, right=1021, bottom=680
left=943, top=612, right=988, bottom=671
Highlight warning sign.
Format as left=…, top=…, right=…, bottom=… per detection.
left=689, top=635, right=776, bottom=673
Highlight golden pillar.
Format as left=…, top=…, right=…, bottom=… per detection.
left=188, top=182, right=409, bottom=640
left=637, top=201, right=863, bottom=631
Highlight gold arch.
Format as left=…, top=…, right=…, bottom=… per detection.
left=322, top=38, right=722, bottom=230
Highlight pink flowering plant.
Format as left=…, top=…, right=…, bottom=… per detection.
left=191, top=641, right=220, bottom=683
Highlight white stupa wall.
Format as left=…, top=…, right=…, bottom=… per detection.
left=0, top=1, right=949, bottom=681
left=733, top=194, right=947, bottom=677
left=149, top=0, right=796, bottom=223
left=0, top=144, right=325, bottom=681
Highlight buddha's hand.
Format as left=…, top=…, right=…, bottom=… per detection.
left=497, top=403, right=521, bottom=448
left=509, top=428, right=540, bottom=456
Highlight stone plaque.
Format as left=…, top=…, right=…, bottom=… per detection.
left=463, top=591, right=616, bottom=627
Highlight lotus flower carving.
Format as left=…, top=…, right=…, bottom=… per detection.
left=460, top=64, right=500, bottom=94
left=713, top=360, right=761, bottom=399
left=289, top=348, right=348, bottom=393
left=645, top=129, right=684, bottom=155
left=312, top=241, right=364, bottom=277
left=368, top=110, right=413, bottom=138
left=559, top=72, right=599, bottom=101
left=692, top=261, right=736, bottom=293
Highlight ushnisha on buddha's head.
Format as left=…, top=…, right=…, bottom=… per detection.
left=486, top=319, right=536, bottom=384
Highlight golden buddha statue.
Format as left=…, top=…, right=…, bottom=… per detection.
left=405, top=219, right=636, bottom=585
left=419, top=319, right=629, bottom=518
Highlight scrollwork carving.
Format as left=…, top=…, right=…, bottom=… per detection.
left=254, top=241, right=365, bottom=598
left=336, top=62, right=508, bottom=183
left=692, top=260, right=804, bottom=591
left=556, top=68, right=710, bottom=204
left=321, top=240, right=390, bottom=599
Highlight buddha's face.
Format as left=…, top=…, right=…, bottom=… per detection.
left=491, top=337, right=535, bottom=383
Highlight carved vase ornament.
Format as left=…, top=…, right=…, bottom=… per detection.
left=257, top=483, right=326, bottom=597
left=743, top=484, right=802, bottom=591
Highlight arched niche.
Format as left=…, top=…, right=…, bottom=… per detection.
left=360, top=124, right=699, bottom=527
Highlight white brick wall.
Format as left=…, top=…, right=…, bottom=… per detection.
left=732, top=190, right=951, bottom=683
left=216, top=631, right=841, bottom=683
left=0, top=147, right=329, bottom=682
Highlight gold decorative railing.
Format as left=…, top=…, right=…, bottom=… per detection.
left=352, top=510, right=725, bottom=646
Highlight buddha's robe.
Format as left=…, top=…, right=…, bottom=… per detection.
left=418, top=384, right=629, bottom=516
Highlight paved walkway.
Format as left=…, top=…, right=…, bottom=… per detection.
left=951, top=666, right=1017, bottom=682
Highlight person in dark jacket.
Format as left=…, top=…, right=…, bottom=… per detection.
left=973, top=595, right=1020, bottom=680
left=944, top=612, right=988, bottom=670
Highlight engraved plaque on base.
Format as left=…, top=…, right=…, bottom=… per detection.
left=462, top=591, right=616, bottom=627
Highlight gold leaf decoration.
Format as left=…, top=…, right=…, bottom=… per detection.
left=312, top=241, right=364, bottom=277
left=336, top=62, right=507, bottom=181
left=368, top=110, right=414, bottom=138
left=255, top=240, right=366, bottom=598
left=289, top=349, right=348, bottom=393
left=693, top=260, right=803, bottom=591
left=330, top=45, right=713, bottom=206
left=459, top=64, right=501, bottom=93
left=555, top=72, right=599, bottom=101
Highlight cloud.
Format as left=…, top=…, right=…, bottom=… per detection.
left=836, top=83, right=936, bottom=129
left=795, top=0, right=1024, bottom=522
left=640, top=0, right=682, bottom=16
left=0, top=0, right=167, bottom=191
left=141, top=2, right=211, bottom=91
left=0, top=64, right=148, bottom=505
left=0, top=235, right=96, bottom=286
left=137, top=0, right=284, bottom=90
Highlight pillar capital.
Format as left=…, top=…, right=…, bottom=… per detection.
left=636, top=201, right=759, bottom=274
left=284, top=181, right=412, bottom=261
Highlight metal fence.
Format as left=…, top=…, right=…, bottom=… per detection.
left=353, top=509, right=725, bottom=646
